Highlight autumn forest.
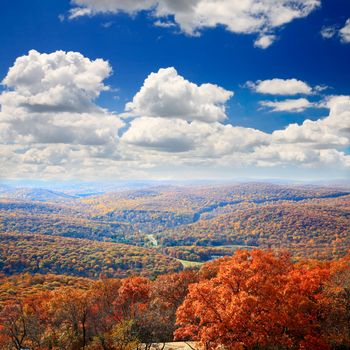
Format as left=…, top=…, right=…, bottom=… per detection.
left=0, top=182, right=349, bottom=350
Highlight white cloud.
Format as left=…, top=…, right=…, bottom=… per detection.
left=120, top=68, right=350, bottom=174
left=1, top=49, right=111, bottom=114
left=0, top=50, right=123, bottom=166
left=0, top=52, right=349, bottom=180
left=260, top=98, right=314, bottom=112
left=202, top=124, right=270, bottom=157
left=247, top=78, right=313, bottom=95
left=121, top=117, right=197, bottom=152
left=252, top=96, right=350, bottom=170
left=253, top=144, right=350, bottom=169
left=121, top=117, right=269, bottom=155
left=254, top=34, right=277, bottom=49
left=314, top=85, right=329, bottom=93
left=70, top=0, right=155, bottom=17
left=320, top=18, right=350, bottom=44
left=68, top=0, right=321, bottom=48
left=322, top=96, right=350, bottom=136
left=272, top=96, right=350, bottom=148
left=153, top=19, right=176, bottom=28
left=124, top=67, right=233, bottom=123
left=272, top=120, right=348, bottom=147
left=340, top=18, right=350, bottom=43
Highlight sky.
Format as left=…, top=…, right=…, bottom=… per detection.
left=0, top=0, right=350, bottom=181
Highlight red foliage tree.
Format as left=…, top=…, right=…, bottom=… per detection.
left=175, top=250, right=331, bottom=350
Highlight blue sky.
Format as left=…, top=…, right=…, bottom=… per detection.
left=0, top=0, right=350, bottom=180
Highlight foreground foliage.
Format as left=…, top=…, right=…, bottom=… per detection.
left=176, top=250, right=350, bottom=349
left=0, top=250, right=349, bottom=350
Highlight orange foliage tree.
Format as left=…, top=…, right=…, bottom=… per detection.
left=0, top=251, right=349, bottom=349
left=175, top=250, right=331, bottom=350
left=319, top=254, right=350, bottom=349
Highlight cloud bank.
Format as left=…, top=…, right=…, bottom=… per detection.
left=0, top=50, right=349, bottom=180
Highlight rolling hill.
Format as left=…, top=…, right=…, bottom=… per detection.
left=0, top=233, right=182, bottom=279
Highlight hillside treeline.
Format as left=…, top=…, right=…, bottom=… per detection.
left=0, top=233, right=182, bottom=279
left=158, top=196, right=350, bottom=260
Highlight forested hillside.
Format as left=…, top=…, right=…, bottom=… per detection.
left=0, top=233, right=182, bottom=278
left=158, top=195, right=350, bottom=260
left=0, top=199, right=143, bottom=244
left=0, top=273, right=94, bottom=304
left=0, top=183, right=349, bottom=264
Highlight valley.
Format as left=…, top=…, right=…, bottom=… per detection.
left=0, top=182, right=349, bottom=278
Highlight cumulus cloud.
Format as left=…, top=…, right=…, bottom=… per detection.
left=272, top=120, right=347, bottom=148
left=120, top=68, right=270, bottom=157
left=253, top=144, right=350, bottom=169
left=252, top=96, right=350, bottom=169
left=124, top=67, right=233, bottom=123
left=0, top=50, right=123, bottom=170
left=68, top=0, right=320, bottom=48
left=121, top=117, right=197, bottom=152
left=120, top=67, right=349, bottom=173
left=272, top=96, right=350, bottom=149
left=202, top=124, right=270, bottom=157
left=247, top=78, right=313, bottom=95
left=0, top=52, right=349, bottom=180
left=0, top=111, right=123, bottom=146
left=1, top=50, right=111, bottom=114
left=121, top=117, right=269, bottom=155
left=260, top=98, right=315, bottom=112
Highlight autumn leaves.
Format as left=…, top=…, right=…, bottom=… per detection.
left=0, top=250, right=349, bottom=349
left=175, top=250, right=350, bottom=349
